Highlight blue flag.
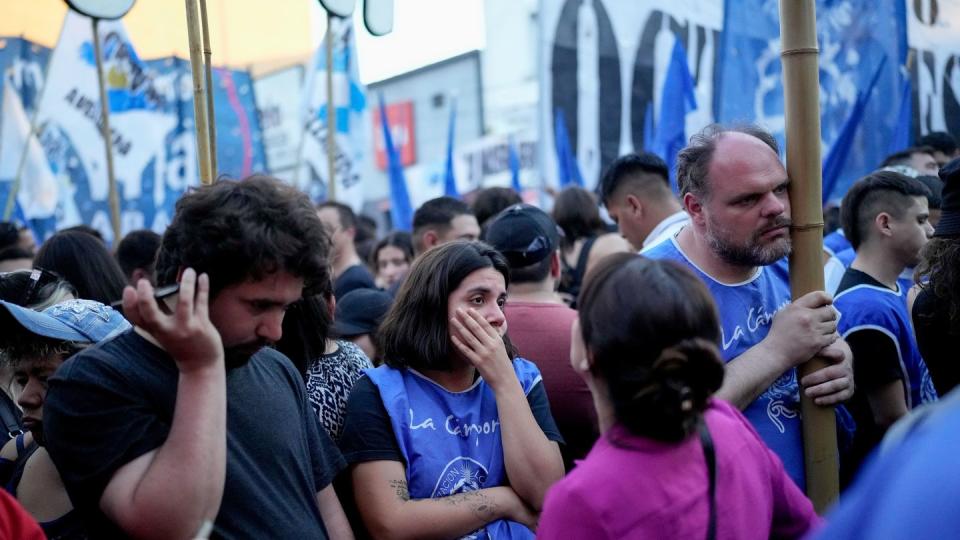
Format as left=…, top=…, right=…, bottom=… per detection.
left=508, top=135, right=522, bottom=193
left=443, top=97, right=459, bottom=198
left=823, top=56, right=886, bottom=203
left=887, top=68, right=913, bottom=155
left=554, top=108, right=584, bottom=188
left=379, top=94, right=413, bottom=231
left=649, top=39, right=697, bottom=192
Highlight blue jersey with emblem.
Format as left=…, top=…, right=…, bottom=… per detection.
left=366, top=360, right=543, bottom=539
left=645, top=237, right=805, bottom=489
left=835, top=282, right=937, bottom=409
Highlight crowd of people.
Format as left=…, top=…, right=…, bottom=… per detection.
left=0, top=124, right=957, bottom=539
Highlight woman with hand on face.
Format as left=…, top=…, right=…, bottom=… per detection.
left=537, top=254, right=819, bottom=540
left=340, top=241, right=565, bottom=539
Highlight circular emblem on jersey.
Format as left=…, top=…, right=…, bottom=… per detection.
left=432, top=457, right=489, bottom=498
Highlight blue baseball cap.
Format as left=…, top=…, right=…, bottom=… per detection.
left=0, top=298, right=131, bottom=343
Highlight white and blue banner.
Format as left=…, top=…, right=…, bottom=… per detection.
left=538, top=0, right=936, bottom=201
left=0, top=12, right=265, bottom=244
left=297, top=16, right=369, bottom=211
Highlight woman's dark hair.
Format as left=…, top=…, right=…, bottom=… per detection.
left=552, top=187, right=606, bottom=249
left=276, top=269, right=335, bottom=380
left=369, top=232, right=414, bottom=268
left=378, top=241, right=512, bottom=371
left=578, top=253, right=725, bottom=442
left=916, top=238, right=960, bottom=332
left=34, top=230, right=127, bottom=304
left=155, top=176, right=331, bottom=295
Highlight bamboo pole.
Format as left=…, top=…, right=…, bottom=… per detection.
left=185, top=0, right=213, bottom=185
left=92, top=18, right=123, bottom=243
left=778, top=0, right=839, bottom=513
left=199, top=0, right=217, bottom=178
left=325, top=12, right=337, bottom=202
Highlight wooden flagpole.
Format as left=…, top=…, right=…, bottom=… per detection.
left=325, top=11, right=337, bottom=202
left=199, top=0, right=217, bottom=178
left=91, top=17, right=123, bottom=242
left=778, top=0, right=839, bottom=513
left=185, top=0, right=213, bottom=185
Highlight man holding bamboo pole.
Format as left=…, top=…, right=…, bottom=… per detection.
left=644, top=124, right=854, bottom=492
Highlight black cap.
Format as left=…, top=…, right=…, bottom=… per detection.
left=484, top=204, right=560, bottom=267
left=935, top=157, right=960, bottom=238
left=332, top=288, right=394, bottom=337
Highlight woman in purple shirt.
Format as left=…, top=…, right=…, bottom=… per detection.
left=538, top=254, right=819, bottom=540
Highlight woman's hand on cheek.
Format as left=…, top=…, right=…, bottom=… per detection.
left=450, top=307, right=515, bottom=389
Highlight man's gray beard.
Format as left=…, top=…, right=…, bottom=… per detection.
left=706, top=229, right=792, bottom=268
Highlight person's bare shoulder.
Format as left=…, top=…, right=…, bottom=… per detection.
left=586, top=234, right=632, bottom=273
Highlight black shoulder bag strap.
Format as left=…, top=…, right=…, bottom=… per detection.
left=698, top=419, right=717, bottom=540
left=0, top=392, right=23, bottom=439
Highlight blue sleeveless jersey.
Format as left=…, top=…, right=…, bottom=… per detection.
left=645, top=237, right=805, bottom=489
left=366, top=359, right=543, bottom=539
left=835, top=282, right=937, bottom=409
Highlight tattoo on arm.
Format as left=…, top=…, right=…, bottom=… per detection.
left=389, top=479, right=410, bottom=501
left=443, top=490, right=497, bottom=521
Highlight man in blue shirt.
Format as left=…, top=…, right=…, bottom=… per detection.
left=645, top=124, right=854, bottom=489
left=832, top=171, right=937, bottom=482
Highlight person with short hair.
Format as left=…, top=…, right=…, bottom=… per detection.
left=0, top=270, right=78, bottom=445
left=485, top=204, right=597, bottom=470
left=43, top=176, right=353, bottom=539
left=598, top=152, right=689, bottom=251
left=0, top=298, right=131, bottom=538
left=918, top=131, right=959, bottom=166
left=552, top=187, right=631, bottom=307
left=472, top=187, right=522, bottom=228
left=881, top=146, right=939, bottom=176
left=339, top=241, right=564, bottom=539
left=318, top=201, right=376, bottom=299
left=833, top=171, right=937, bottom=482
left=411, top=196, right=481, bottom=257
left=537, top=254, right=819, bottom=539
left=644, top=124, right=854, bottom=489
left=369, top=232, right=413, bottom=290
left=115, top=229, right=162, bottom=287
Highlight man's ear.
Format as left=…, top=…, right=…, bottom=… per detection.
left=131, top=268, right=152, bottom=287
left=550, top=250, right=562, bottom=279
left=422, top=230, right=440, bottom=250
left=876, top=212, right=894, bottom=237
left=625, top=194, right=644, bottom=219
left=683, top=192, right=705, bottom=226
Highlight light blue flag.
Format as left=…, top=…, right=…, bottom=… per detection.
left=554, top=108, right=584, bottom=188
left=443, top=97, right=458, bottom=198
left=649, top=39, right=697, bottom=193
left=823, top=56, right=886, bottom=203
left=508, top=135, right=522, bottom=193
left=379, top=94, right=413, bottom=231
left=887, top=67, right=913, bottom=154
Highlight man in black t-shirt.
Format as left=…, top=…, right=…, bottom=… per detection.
left=318, top=201, right=376, bottom=299
left=43, top=177, right=353, bottom=539
left=833, top=171, right=936, bottom=484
